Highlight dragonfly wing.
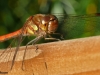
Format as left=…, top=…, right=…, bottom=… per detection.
left=10, top=34, right=23, bottom=70
left=56, top=14, right=100, bottom=39
left=0, top=38, right=17, bottom=72
left=0, top=34, right=24, bottom=73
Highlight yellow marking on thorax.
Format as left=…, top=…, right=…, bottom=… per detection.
left=27, top=28, right=34, bottom=35
left=32, top=24, right=38, bottom=30
left=27, top=24, right=38, bottom=35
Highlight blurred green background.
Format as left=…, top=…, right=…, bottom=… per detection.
left=0, top=0, right=100, bottom=48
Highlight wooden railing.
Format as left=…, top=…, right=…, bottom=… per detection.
left=0, top=36, right=100, bottom=75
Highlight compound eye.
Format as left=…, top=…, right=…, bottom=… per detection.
left=48, top=17, right=58, bottom=33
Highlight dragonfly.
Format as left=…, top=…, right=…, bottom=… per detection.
left=0, top=13, right=100, bottom=73
left=0, top=14, right=60, bottom=73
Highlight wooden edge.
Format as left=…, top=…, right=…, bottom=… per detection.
left=0, top=36, right=100, bottom=75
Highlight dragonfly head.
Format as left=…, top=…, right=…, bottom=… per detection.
left=40, top=14, right=58, bottom=34
left=24, top=14, right=58, bottom=36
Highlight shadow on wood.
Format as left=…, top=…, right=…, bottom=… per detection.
left=0, top=36, right=100, bottom=75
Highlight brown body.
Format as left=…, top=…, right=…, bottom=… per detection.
left=0, top=14, right=58, bottom=42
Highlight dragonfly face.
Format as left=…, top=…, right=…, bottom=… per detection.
left=40, top=14, right=58, bottom=34
left=25, top=14, right=58, bottom=36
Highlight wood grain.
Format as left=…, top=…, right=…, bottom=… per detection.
left=0, top=36, right=100, bottom=75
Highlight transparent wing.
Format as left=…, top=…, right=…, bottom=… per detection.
left=0, top=37, right=22, bottom=73
left=54, top=13, right=100, bottom=39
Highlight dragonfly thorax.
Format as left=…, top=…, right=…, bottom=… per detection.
left=23, top=14, right=58, bottom=36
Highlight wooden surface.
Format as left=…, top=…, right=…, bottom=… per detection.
left=0, top=36, right=100, bottom=75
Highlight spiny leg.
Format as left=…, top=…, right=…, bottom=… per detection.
left=45, top=37, right=61, bottom=41
left=47, top=33, right=64, bottom=41
left=21, top=35, right=44, bottom=70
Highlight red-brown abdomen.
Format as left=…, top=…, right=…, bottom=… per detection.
left=0, top=29, right=21, bottom=42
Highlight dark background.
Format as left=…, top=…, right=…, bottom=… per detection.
left=0, top=0, right=100, bottom=48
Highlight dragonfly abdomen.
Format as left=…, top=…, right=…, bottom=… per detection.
left=0, top=29, right=22, bottom=42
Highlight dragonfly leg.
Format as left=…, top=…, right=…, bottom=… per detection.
left=48, top=33, right=64, bottom=40
left=34, top=45, right=38, bottom=53
left=22, top=35, right=44, bottom=70
left=31, top=44, right=38, bottom=53
left=45, top=37, right=61, bottom=41
left=60, top=34, right=64, bottom=40
left=52, top=33, right=64, bottom=40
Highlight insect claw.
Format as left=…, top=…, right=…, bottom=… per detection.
left=34, top=45, right=38, bottom=53
left=60, top=35, right=64, bottom=40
